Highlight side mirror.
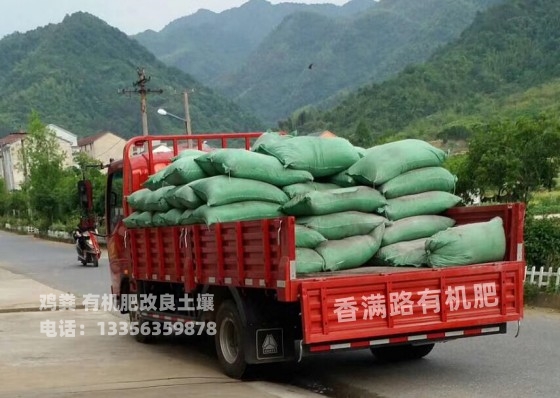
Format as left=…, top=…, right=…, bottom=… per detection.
left=110, top=191, right=117, bottom=207
left=77, top=180, right=93, bottom=212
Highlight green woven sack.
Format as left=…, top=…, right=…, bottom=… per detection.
left=163, top=156, right=207, bottom=186
left=162, top=186, right=183, bottom=209
left=425, top=216, right=506, bottom=267
left=295, top=248, right=325, bottom=274
left=127, top=188, right=154, bottom=212
left=355, top=146, right=366, bottom=158
left=151, top=212, right=169, bottom=227
left=381, top=215, right=456, bottom=247
left=316, top=224, right=385, bottom=271
left=373, top=238, right=429, bottom=267
left=295, top=225, right=327, bottom=248
left=169, top=185, right=204, bottom=209
left=193, top=151, right=222, bottom=176
left=282, top=186, right=387, bottom=216
left=151, top=208, right=186, bottom=226
left=347, top=139, right=447, bottom=186
left=192, top=201, right=283, bottom=226
left=380, top=191, right=462, bottom=221
left=282, top=182, right=341, bottom=199
left=379, top=167, right=458, bottom=199
left=161, top=208, right=185, bottom=226
left=143, top=167, right=169, bottom=191
left=257, top=136, right=360, bottom=178
left=251, top=131, right=293, bottom=152
left=204, top=148, right=313, bottom=187
left=171, top=149, right=206, bottom=162
left=189, top=175, right=289, bottom=206
left=123, top=211, right=153, bottom=228
left=143, top=186, right=173, bottom=212
left=296, top=211, right=388, bottom=240
left=179, top=209, right=203, bottom=225
left=326, top=170, right=358, bottom=187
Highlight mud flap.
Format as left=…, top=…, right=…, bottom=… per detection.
left=238, top=297, right=297, bottom=365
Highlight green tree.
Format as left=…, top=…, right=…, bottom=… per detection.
left=19, top=111, right=65, bottom=230
left=7, top=189, right=30, bottom=220
left=460, top=114, right=560, bottom=203
left=350, top=120, right=373, bottom=148
left=0, top=178, right=8, bottom=216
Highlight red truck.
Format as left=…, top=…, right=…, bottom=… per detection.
left=98, top=133, right=525, bottom=379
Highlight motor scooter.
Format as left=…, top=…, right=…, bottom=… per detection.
left=75, top=168, right=103, bottom=267
left=73, top=227, right=101, bottom=267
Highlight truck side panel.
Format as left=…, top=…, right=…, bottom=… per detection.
left=185, top=218, right=296, bottom=295
left=128, top=227, right=186, bottom=283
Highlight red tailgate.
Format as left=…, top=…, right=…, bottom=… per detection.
left=300, top=262, right=524, bottom=344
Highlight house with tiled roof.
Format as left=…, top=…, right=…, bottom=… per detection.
left=77, top=132, right=126, bottom=172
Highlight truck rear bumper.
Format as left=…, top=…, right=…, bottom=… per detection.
left=302, top=322, right=509, bottom=355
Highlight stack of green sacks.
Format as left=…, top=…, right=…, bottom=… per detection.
left=123, top=133, right=508, bottom=274
left=123, top=148, right=211, bottom=228
left=281, top=187, right=390, bottom=273
left=124, top=144, right=315, bottom=227
left=338, top=139, right=461, bottom=268
left=251, top=134, right=386, bottom=273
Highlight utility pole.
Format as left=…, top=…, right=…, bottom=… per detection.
left=119, top=67, right=163, bottom=136
left=183, top=89, right=192, bottom=136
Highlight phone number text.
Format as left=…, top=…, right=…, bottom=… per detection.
left=97, top=321, right=216, bottom=336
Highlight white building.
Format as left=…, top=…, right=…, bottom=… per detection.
left=0, top=125, right=78, bottom=191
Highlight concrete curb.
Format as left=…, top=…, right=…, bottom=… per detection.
left=0, top=305, right=87, bottom=314
left=525, top=292, right=560, bottom=312
left=32, top=233, right=108, bottom=248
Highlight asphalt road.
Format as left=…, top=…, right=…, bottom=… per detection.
left=1, top=230, right=560, bottom=398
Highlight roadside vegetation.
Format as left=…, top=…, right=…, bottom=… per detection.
left=0, top=112, right=105, bottom=234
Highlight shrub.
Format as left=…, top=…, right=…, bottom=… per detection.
left=524, top=207, right=560, bottom=270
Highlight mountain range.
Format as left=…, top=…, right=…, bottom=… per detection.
left=0, top=0, right=557, bottom=146
left=293, top=0, right=560, bottom=144
left=133, top=0, right=504, bottom=125
left=0, top=12, right=264, bottom=139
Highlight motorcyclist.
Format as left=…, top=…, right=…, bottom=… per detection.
left=73, top=216, right=95, bottom=250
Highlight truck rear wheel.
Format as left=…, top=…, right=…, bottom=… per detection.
left=129, top=298, right=156, bottom=344
left=370, top=343, right=435, bottom=362
left=215, top=300, right=248, bottom=379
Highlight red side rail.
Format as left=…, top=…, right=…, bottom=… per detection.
left=184, top=217, right=297, bottom=301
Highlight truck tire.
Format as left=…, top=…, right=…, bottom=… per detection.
left=370, top=343, right=435, bottom=362
left=129, top=299, right=156, bottom=344
left=215, top=300, right=248, bottom=379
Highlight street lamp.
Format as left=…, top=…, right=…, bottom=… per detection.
left=157, top=108, right=192, bottom=148
left=157, top=108, right=188, bottom=130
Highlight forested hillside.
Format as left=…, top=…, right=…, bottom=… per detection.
left=132, top=0, right=370, bottom=86
left=134, top=0, right=503, bottom=125
left=217, top=0, right=504, bottom=124
left=0, top=12, right=265, bottom=139
left=282, top=0, right=560, bottom=144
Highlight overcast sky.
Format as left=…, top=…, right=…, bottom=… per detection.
left=0, top=0, right=350, bottom=39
